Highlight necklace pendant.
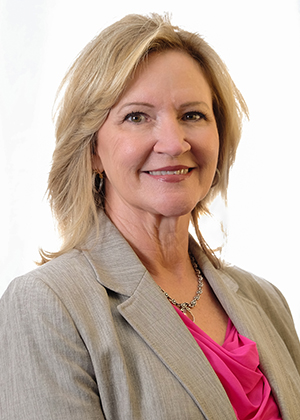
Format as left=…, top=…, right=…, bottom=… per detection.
left=182, top=307, right=195, bottom=322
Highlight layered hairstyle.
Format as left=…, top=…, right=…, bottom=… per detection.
left=40, top=13, right=248, bottom=267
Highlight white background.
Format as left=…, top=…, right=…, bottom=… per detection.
left=1, top=0, right=300, bottom=334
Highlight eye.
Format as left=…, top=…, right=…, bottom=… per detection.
left=182, top=111, right=207, bottom=121
left=124, top=112, right=147, bottom=124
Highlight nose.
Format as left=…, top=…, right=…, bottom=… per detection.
left=153, top=117, right=191, bottom=156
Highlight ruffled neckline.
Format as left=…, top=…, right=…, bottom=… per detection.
left=173, top=307, right=281, bottom=420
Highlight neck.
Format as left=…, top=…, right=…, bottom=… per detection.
left=105, top=203, right=192, bottom=277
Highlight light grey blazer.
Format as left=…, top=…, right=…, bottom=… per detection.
left=1, top=211, right=300, bottom=419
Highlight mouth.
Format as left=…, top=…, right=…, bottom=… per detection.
left=144, top=165, right=194, bottom=176
left=148, top=168, right=190, bottom=176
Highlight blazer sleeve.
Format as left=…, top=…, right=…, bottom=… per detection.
left=0, top=275, right=105, bottom=420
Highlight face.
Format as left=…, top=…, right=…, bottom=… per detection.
left=94, top=50, right=219, bottom=221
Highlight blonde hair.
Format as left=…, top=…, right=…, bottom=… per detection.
left=39, top=13, right=248, bottom=267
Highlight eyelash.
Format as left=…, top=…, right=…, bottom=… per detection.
left=123, top=111, right=147, bottom=123
left=182, top=111, right=207, bottom=121
left=123, top=110, right=207, bottom=123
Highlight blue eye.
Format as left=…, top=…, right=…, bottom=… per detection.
left=124, top=112, right=146, bottom=123
left=183, top=112, right=206, bottom=121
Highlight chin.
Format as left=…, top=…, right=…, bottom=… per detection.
left=150, top=200, right=197, bottom=219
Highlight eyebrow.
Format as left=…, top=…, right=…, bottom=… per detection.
left=178, top=101, right=210, bottom=110
left=118, top=102, right=155, bottom=111
left=118, top=101, right=210, bottom=111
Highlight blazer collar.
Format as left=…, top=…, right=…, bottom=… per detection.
left=83, top=210, right=146, bottom=296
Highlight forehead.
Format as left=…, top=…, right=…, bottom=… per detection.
left=115, top=50, right=212, bottom=106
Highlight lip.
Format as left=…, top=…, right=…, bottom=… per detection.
left=147, top=165, right=190, bottom=171
left=144, top=165, right=192, bottom=173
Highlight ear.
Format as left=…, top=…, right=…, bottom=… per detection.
left=92, top=154, right=104, bottom=172
left=92, top=139, right=104, bottom=172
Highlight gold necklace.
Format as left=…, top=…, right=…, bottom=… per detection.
left=160, top=253, right=204, bottom=322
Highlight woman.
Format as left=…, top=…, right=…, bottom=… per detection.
left=1, top=13, right=299, bottom=420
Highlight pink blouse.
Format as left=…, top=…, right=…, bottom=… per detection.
left=174, top=307, right=282, bottom=419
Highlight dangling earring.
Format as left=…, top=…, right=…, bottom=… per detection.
left=211, top=168, right=220, bottom=188
left=94, top=169, right=105, bottom=193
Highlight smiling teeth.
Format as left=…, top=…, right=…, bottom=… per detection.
left=148, top=169, right=189, bottom=175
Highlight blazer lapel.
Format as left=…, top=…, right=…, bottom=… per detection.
left=192, top=242, right=300, bottom=419
left=118, top=272, right=237, bottom=419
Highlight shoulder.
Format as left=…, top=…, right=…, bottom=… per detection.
left=0, top=247, right=117, bottom=357
left=1, top=248, right=105, bottom=317
left=222, top=263, right=300, bottom=371
left=222, top=263, right=291, bottom=311
left=221, top=264, right=300, bottom=343
left=32, top=248, right=95, bottom=285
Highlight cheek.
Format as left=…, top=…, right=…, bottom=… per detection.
left=113, top=135, right=153, bottom=169
left=97, top=132, right=149, bottom=176
left=195, top=133, right=219, bottom=167
left=208, top=129, right=220, bottom=162
left=96, top=130, right=126, bottom=171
